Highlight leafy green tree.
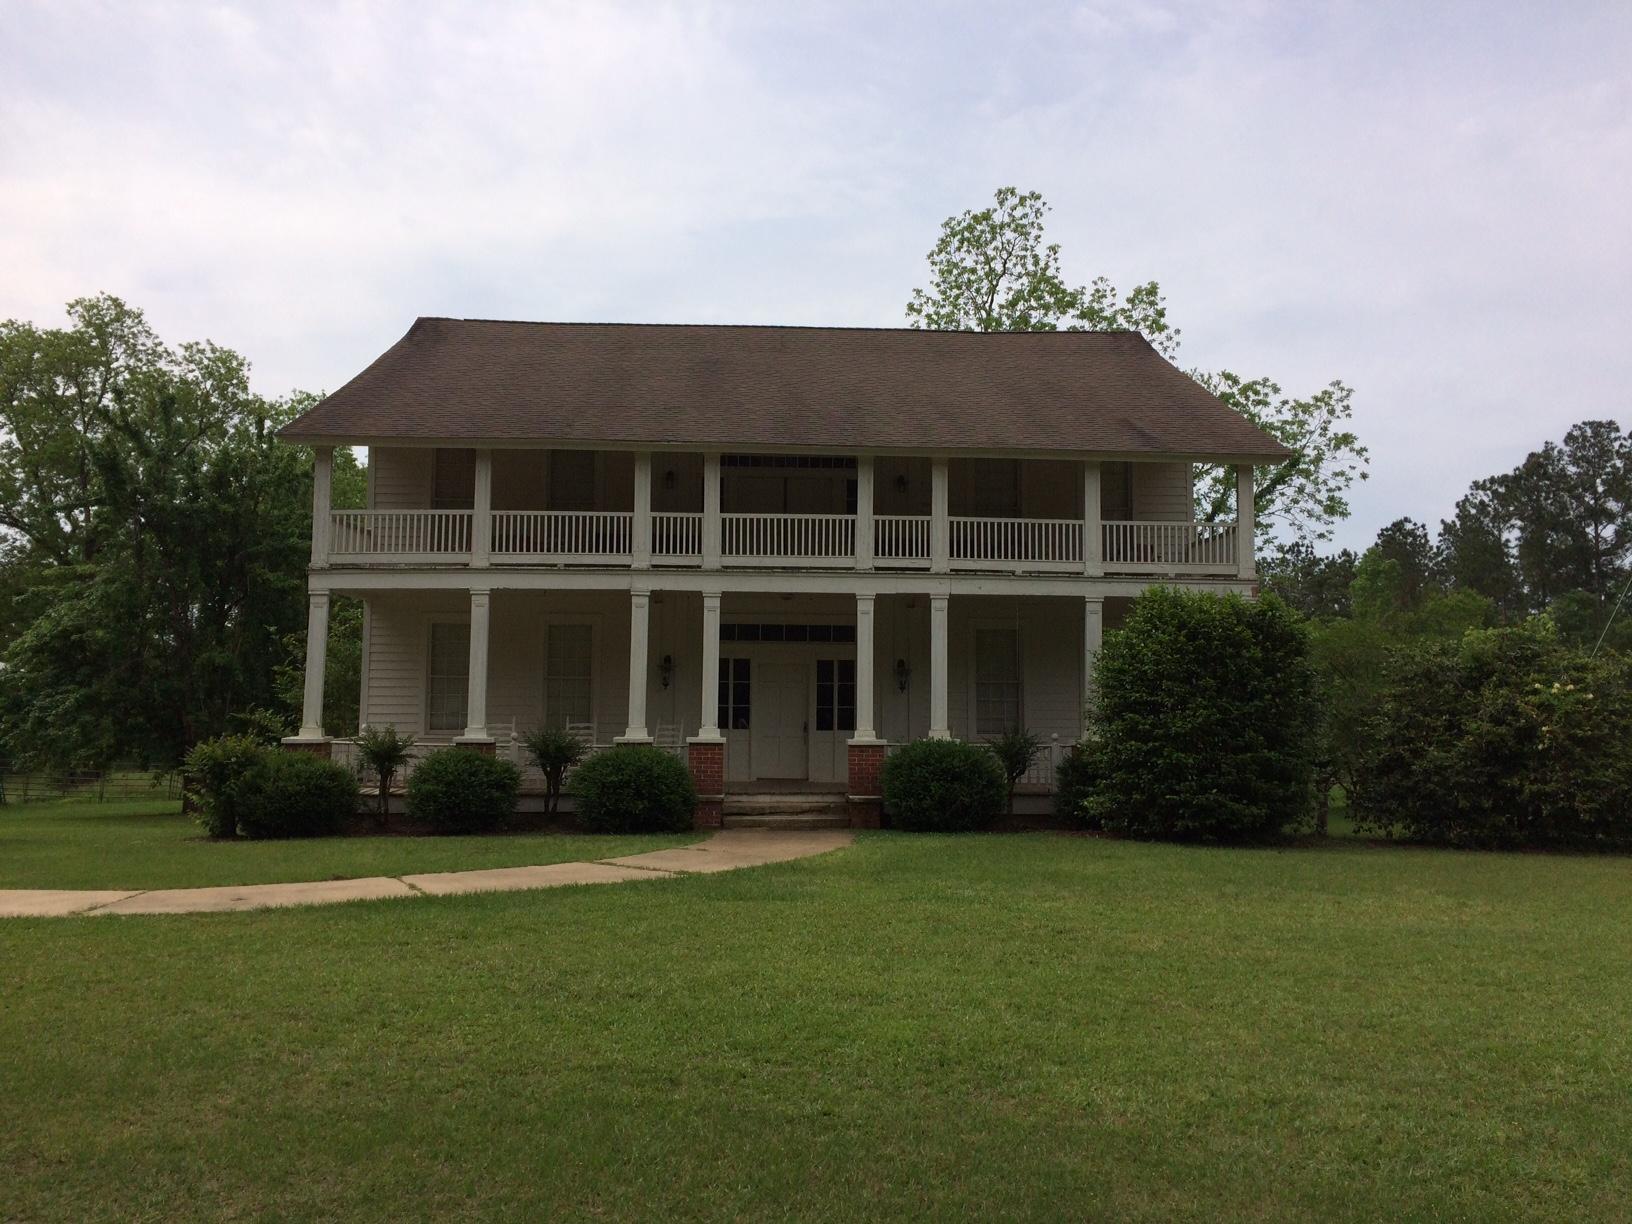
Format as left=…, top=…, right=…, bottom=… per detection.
left=1259, top=542, right=1359, bottom=620
left=522, top=726, right=587, bottom=815
left=986, top=727, right=1042, bottom=816
left=907, top=187, right=1368, bottom=546
left=356, top=724, right=415, bottom=825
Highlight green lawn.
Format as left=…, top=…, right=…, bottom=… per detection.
left=0, top=799, right=699, bottom=889
left=5, top=830, right=1631, bottom=1221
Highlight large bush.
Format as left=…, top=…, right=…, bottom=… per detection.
left=229, top=751, right=358, bottom=839
left=882, top=738, right=1006, bottom=832
left=406, top=747, right=522, bottom=834
left=569, top=745, right=696, bottom=833
left=1351, top=622, right=1632, bottom=849
left=1082, top=588, right=1317, bottom=842
left=182, top=735, right=270, bottom=838
left=1053, top=740, right=1097, bottom=825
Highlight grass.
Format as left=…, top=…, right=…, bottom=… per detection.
left=0, top=799, right=699, bottom=890
left=5, top=831, right=1632, bottom=1220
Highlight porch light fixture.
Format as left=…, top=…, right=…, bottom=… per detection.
left=662, top=468, right=677, bottom=490
left=894, top=473, right=909, bottom=493
left=895, top=658, right=911, bottom=692
left=659, top=654, right=674, bottom=688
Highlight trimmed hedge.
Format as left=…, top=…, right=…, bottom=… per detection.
left=229, top=751, right=358, bottom=840
left=406, top=747, right=522, bottom=834
left=881, top=738, right=1006, bottom=832
left=570, top=745, right=696, bottom=833
left=1082, top=587, right=1317, bottom=842
left=183, top=735, right=268, bottom=838
left=1350, top=622, right=1632, bottom=849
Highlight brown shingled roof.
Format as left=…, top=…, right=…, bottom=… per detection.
left=278, top=318, right=1292, bottom=460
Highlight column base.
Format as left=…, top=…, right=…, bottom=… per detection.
left=686, top=739, right=726, bottom=830
left=846, top=740, right=888, bottom=828
left=280, top=737, right=332, bottom=759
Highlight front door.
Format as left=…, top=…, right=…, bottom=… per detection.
left=751, top=662, right=808, bottom=779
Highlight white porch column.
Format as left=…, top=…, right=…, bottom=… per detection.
left=309, top=445, right=333, bottom=568
left=930, top=457, right=949, bottom=573
left=854, top=455, right=874, bottom=571
left=928, top=593, right=950, bottom=739
left=1082, top=460, right=1103, bottom=577
left=853, top=593, right=878, bottom=741
left=698, top=591, right=722, bottom=739
left=1236, top=464, right=1256, bottom=578
left=1082, top=596, right=1105, bottom=736
left=297, top=590, right=330, bottom=738
left=462, top=588, right=491, bottom=741
left=632, top=450, right=653, bottom=569
left=471, top=448, right=492, bottom=567
left=702, top=452, right=722, bottom=568
left=619, top=589, right=652, bottom=742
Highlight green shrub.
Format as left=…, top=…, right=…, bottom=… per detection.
left=569, top=745, right=696, bottom=833
left=522, top=726, right=587, bottom=815
left=182, top=735, right=270, bottom=838
left=1083, top=587, right=1317, bottom=842
left=405, top=747, right=522, bottom=834
left=230, top=751, right=358, bottom=839
left=882, top=738, right=1006, bottom=832
left=355, top=724, right=415, bottom=825
left=986, top=728, right=1042, bottom=815
left=1351, top=621, right=1632, bottom=849
left=1053, top=740, right=1097, bottom=825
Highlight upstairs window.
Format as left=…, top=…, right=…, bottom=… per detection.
left=426, top=621, right=470, bottom=732
left=974, top=627, right=1021, bottom=736
left=431, top=449, right=475, bottom=509
left=549, top=450, right=597, bottom=511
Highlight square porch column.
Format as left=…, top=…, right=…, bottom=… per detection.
left=854, top=455, right=874, bottom=570
left=1082, top=460, right=1103, bottom=577
left=632, top=450, right=653, bottom=569
left=847, top=592, right=884, bottom=827
left=687, top=590, right=725, bottom=828
left=309, top=446, right=333, bottom=568
left=697, top=591, right=722, bottom=738
left=617, top=589, right=653, bottom=743
left=1082, top=596, right=1105, bottom=737
left=930, top=457, right=949, bottom=573
left=471, top=448, right=492, bottom=567
left=702, top=452, right=722, bottom=568
left=458, top=588, right=493, bottom=746
left=1236, top=464, right=1256, bottom=579
left=928, top=593, right=950, bottom=739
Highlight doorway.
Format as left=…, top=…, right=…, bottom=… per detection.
left=751, top=661, right=808, bottom=780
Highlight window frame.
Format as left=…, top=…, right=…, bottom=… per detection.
left=541, top=617, right=599, bottom=733
left=424, top=617, right=472, bottom=734
left=969, top=620, right=1024, bottom=738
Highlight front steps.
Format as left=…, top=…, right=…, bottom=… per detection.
left=721, top=793, right=853, bottom=830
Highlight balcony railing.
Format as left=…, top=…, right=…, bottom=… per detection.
left=325, top=510, right=1243, bottom=576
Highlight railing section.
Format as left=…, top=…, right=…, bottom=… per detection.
left=721, top=513, right=856, bottom=565
left=652, top=512, right=704, bottom=561
left=949, top=517, right=1083, bottom=570
left=330, top=510, right=472, bottom=558
left=491, top=511, right=633, bottom=560
left=874, top=515, right=932, bottom=566
left=1101, top=520, right=1237, bottom=572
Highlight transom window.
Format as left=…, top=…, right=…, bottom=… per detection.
left=544, top=624, right=593, bottom=729
left=719, top=623, right=856, bottom=643
left=974, top=626, right=1022, bottom=736
left=815, top=659, right=856, bottom=733
left=426, top=621, right=470, bottom=732
left=718, top=658, right=751, bottom=730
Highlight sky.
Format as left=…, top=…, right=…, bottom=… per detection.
left=3, top=0, right=1629, bottom=551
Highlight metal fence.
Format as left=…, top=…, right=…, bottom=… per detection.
left=0, top=770, right=182, bottom=804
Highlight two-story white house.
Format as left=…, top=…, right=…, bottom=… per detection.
left=278, top=319, right=1288, bottom=826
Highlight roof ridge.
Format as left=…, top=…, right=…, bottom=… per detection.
left=415, top=316, right=1146, bottom=337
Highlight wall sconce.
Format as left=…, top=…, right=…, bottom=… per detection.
left=894, top=658, right=911, bottom=692
left=662, top=468, right=677, bottom=490
left=894, top=474, right=909, bottom=494
left=659, top=655, right=674, bottom=689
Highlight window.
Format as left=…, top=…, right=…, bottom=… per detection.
left=718, top=658, right=751, bottom=730
left=968, top=459, right=1020, bottom=517
left=431, top=449, right=475, bottom=509
left=548, top=450, right=597, bottom=511
left=974, top=627, right=1021, bottom=736
left=815, top=659, right=856, bottom=733
left=545, top=624, right=594, bottom=729
left=426, top=622, right=470, bottom=732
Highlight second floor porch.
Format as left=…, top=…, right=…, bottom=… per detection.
left=311, top=446, right=1256, bottom=579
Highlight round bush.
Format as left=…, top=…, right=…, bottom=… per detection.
left=406, top=747, right=522, bottom=834
left=183, top=734, right=270, bottom=838
left=230, top=751, right=358, bottom=839
left=881, top=738, right=1006, bottom=832
left=1083, top=587, right=1317, bottom=842
left=569, top=745, right=696, bottom=833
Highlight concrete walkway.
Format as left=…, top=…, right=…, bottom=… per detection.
left=0, top=829, right=855, bottom=918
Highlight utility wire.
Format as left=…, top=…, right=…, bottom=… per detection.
left=1589, top=568, right=1632, bottom=659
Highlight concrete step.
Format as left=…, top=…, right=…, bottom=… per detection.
left=721, top=812, right=854, bottom=830
left=722, top=792, right=849, bottom=817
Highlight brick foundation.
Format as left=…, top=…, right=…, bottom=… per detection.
left=687, top=739, right=725, bottom=829
left=280, top=738, right=332, bottom=760
left=847, top=741, right=888, bottom=829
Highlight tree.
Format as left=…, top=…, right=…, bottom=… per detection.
left=907, top=188, right=1368, bottom=546
left=522, top=726, right=587, bottom=815
left=0, top=295, right=352, bottom=770
left=905, top=187, right=1179, bottom=354
left=356, top=725, right=415, bottom=826
left=986, top=727, right=1042, bottom=816
left=1259, top=542, right=1359, bottom=620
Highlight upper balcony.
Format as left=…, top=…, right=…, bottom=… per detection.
left=312, top=447, right=1254, bottom=579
